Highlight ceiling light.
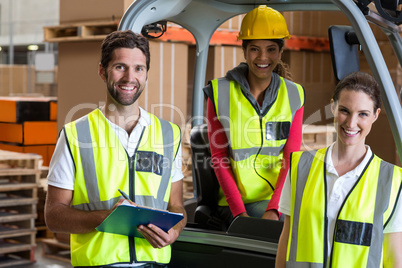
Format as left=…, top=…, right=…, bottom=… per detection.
left=27, top=45, right=39, bottom=51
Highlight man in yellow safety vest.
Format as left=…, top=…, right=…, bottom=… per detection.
left=45, top=30, right=187, bottom=267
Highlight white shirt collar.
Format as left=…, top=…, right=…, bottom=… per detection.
left=138, top=107, right=151, bottom=127
left=326, top=143, right=373, bottom=178
left=100, top=106, right=151, bottom=131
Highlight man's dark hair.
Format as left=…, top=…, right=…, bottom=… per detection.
left=100, top=30, right=150, bottom=71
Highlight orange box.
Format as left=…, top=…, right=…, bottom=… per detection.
left=0, top=123, right=23, bottom=144
left=0, top=143, right=24, bottom=153
left=0, top=121, right=57, bottom=145
left=0, top=100, right=17, bottom=123
left=0, top=96, right=57, bottom=123
left=0, top=144, right=55, bottom=167
left=50, top=101, right=58, bottom=121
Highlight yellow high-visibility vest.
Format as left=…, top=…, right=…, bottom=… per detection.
left=206, top=77, right=304, bottom=205
left=287, top=148, right=402, bottom=267
left=64, top=108, right=181, bottom=267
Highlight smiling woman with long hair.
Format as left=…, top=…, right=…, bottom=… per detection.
left=276, top=71, right=402, bottom=268
left=203, top=5, right=305, bottom=227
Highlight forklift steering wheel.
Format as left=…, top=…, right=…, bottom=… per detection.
left=373, top=0, right=402, bottom=24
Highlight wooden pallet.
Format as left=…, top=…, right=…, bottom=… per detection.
left=44, top=20, right=119, bottom=43
left=0, top=150, right=40, bottom=225
left=0, top=150, right=41, bottom=197
left=0, top=150, right=40, bottom=266
left=0, top=237, right=36, bottom=267
left=0, top=232, right=36, bottom=249
left=0, top=247, right=35, bottom=267
left=0, top=150, right=42, bottom=170
left=41, top=238, right=70, bottom=263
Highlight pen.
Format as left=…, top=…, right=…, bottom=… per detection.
left=118, top=189, right=131, bottom=201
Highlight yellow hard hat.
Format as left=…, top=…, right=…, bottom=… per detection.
left=237, top=5, right=290, bottom=40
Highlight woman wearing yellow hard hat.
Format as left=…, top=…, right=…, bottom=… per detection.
left=203, top=5, right=305, bottom=227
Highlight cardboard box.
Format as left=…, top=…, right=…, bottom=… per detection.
left=366, top=113, right=397, bottom=164
left=285, top=50, right=336, bottom=85
left=379, top=42, right=399, bottom=69
left=282, top=10, right=388, bottom=41
left=50, top=100, right=57, bottom=121
left=359, top=42, right=401, bottom=97
left=57, top=42, right=104, bottom=131
left=0, top=65, right=35, bottom=96
left=211, top=45, right=244, bottom=79
left=0, top=97, right=57, bottom=123
left=283, top=11, right=350, bottom=37
left=219, top=15, right=244, bottom=31
left=59, top=0, right=132, bottom=24
left=0, top=121, right=57, bottom=145
left=144, top=41, right=189, bottom=125
left=0, top=65, right=57, bottom=97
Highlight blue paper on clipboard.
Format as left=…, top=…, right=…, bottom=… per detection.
left=96, top=201, right=184, bottom=238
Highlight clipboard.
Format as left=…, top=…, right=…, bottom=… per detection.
left=96, top=201, right=184, bottom=238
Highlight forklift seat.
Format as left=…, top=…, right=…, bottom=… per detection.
left=190, top=124, right=225, bottom=230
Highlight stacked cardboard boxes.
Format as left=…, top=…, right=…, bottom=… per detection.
left=0, top=97, right=58, bottom=167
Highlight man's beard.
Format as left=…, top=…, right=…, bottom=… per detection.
left=106, top=79, right=144, bottom=106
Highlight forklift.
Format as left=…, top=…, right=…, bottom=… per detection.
left=118, top=0, right=402, bottom=267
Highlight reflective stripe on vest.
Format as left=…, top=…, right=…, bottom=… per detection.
left=64, top=109, right=180, bottom=266
left=287, top=148, right=402, bottom=268
left=210, top=77, right=304, bottom=205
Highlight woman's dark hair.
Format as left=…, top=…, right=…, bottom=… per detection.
left=242, top=39, right=292, bottom=80
left=332, top=71, right=381, bottom=112
left=100, top=30, right=150, bottom=71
